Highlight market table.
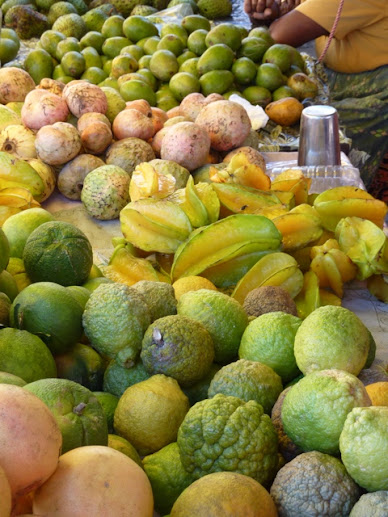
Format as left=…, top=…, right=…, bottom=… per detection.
left=43, top=150, right=388, bottom=367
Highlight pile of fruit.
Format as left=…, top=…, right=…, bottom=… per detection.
left=0, top=10, right=388, bottom=516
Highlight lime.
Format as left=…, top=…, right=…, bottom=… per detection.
left=0, top=327, right=57, bottom=383
left=25, top=378, right=108, bottom=453
left=143, top=442, right=194, bottom=515
left=140, top=314, right=214, bottom=387
left=103, top=359, right=151, bottom=397
left=66, top=285, right=90, bottom=310
left=349, top=492, right=388, bottom=517
left=93, top=391, right=119, bottom=433
left=294, top=305, right=370, bottom=376
left=239, top=312, right=302, bottom=383
left=23, top=220, right=93, bottom=286
left=340, top=406, right=388, bottom=491
left=282, top=368, right=371, bottom=455
left=9, top=281, right=84, bottom=355
left=208, top=358, right=283, bottom=414
left=108, top=434, right=143, bottom=467
left=177, top=288, right=248, bottom=363
left=114, top=374, right=189, bottom=455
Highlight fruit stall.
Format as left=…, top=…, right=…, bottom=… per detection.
left=0, top=0, right=388, bottom=515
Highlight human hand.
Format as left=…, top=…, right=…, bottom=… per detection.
left=244, top=0, right=300, bottom=21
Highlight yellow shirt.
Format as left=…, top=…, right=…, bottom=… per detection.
left=296, top=0, right=388, bottom=73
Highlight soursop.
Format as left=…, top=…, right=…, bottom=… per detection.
left=4, top=5, right=49, bottom=39
left=66, top=0, right=88, bottom=14
left=110, top=0, right=152, bottom=17
left=197, top=0, right=232, bottom=19
left=131, top=4, right=157, bottom=15
left=47, top=2, right=78, bottom=26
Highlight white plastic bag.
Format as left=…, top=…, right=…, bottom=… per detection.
left=229, top=94, right=269, bottom=130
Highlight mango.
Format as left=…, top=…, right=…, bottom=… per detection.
left=287, top=72, right=318, bottom=100
left=197, top=44, right=235, bottom=75
left=171, top=213, right=282, bottom=281
left=265, top=97, right=304, bottom=127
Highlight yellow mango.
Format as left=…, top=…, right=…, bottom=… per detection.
left=265, top=97, right=304, bottom=127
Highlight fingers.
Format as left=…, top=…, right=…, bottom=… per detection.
left=243, top=0, right=253, bottom=13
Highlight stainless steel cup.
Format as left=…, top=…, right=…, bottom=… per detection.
left=298, top=105, right=341, bottom=166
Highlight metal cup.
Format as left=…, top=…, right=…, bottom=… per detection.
left=298, top=105, right=341, bottom=166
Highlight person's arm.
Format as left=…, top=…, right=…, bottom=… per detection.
left=269, top=9, right=329, bottom=47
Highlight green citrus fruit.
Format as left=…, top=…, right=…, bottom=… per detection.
left=5, top=257, right=30, bottom=292
left=55, top=342, right=105, bottom=391
left=270, top=451, right=360, bottom=516
left=0, top=292, right=11, bottom=326
left=103, top=359, right=151, bottom=397
left=239, top=311, right=302, bottom=383
left=282, top=368, right=371, bottom=455
left=208, top=358, right=283, bottom=414
left=0, top=371, right=26, bottom=387
left=107, top=433, right=143, bottom=467
left=114, top=374, right=189, bottom=455
left=171, top=471, right=278, bottom=517
left=177, top=393, right=278, bottom=486
left=340, top=406, right=388, bottom=491
left=82, top=282, right=151, bottom=367
left=177, top=288, right=248, bottom=364
left=2, top=207, right=54, bottom=259
left=140, top=314, right=214, bottom=387
left=23, top=220, right=93, bottom=286
left=9, top=281, right=84, bottom=355
left=294, top=305, right=370, bottom=376
left=25, top=378, right=108, bottom=453
left=349, top=491, right=388, bottom=516
left=131, top=280, right=177, bottom=322
left=93, top=391, right=119, bottom=433
left=0, top=270, right=19, bottom=303
left=0, top=327, right=57, bottom=383
left=143, top=442, right=194, bottom=515
left=0, top=228, right=10, bottom=273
